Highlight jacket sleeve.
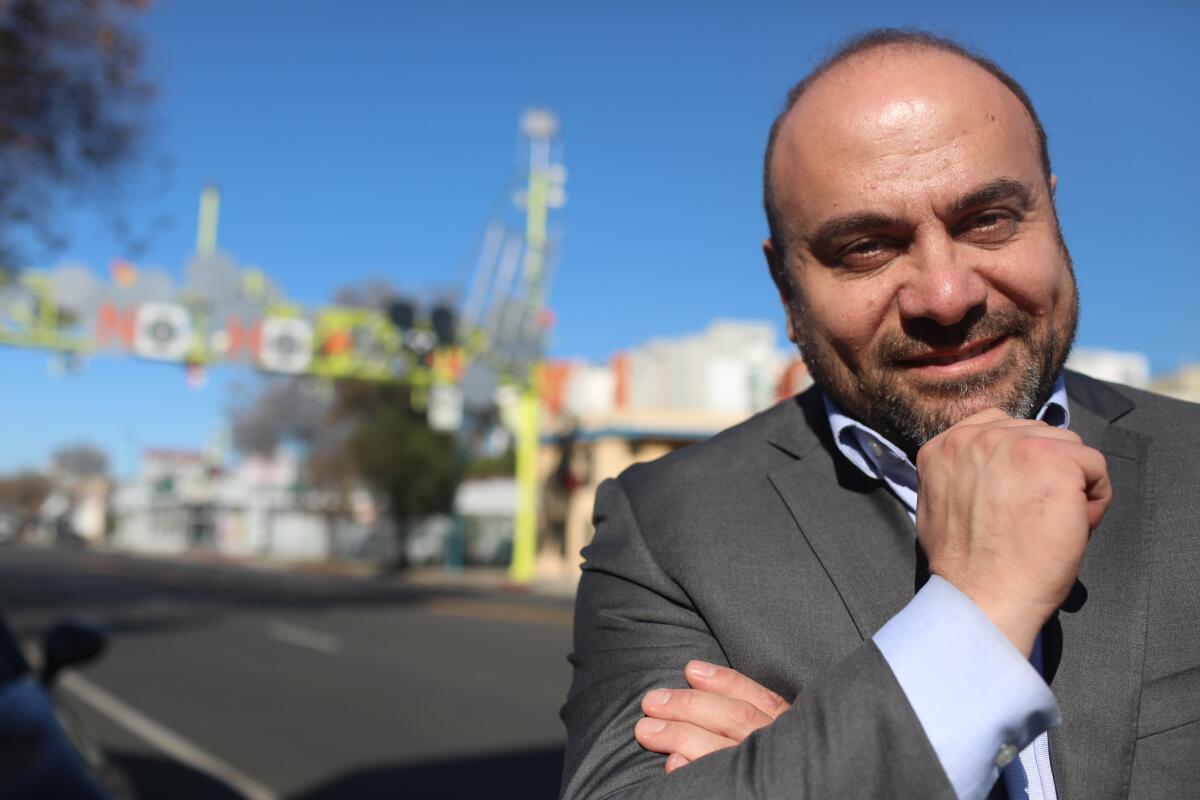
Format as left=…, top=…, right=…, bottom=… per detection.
left=559, top=478, right=956, bottom=800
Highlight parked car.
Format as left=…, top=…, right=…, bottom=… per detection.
left=0, top=613, right=128, bottom=799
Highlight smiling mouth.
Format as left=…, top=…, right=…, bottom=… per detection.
left=902, top=335, right=1007, bottom=367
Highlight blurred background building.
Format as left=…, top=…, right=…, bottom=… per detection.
left=533, top=320, right=806, bottom=577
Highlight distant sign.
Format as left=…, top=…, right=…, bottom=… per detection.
left=427, top=383, right=464, bottom=432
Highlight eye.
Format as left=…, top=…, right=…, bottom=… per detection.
left=834, top=237, right=901, bottom=270
left=958, top=210, right=1019, bottom=244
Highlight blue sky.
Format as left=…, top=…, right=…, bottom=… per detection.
left=3, top=0, right=1198, bottom=475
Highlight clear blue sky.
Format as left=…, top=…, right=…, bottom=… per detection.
left=3, top=0, right=1197, bottom=476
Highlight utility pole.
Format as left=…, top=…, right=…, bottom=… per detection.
left=196, top=185, right=221, bottom=256
left=508, top=109, right=560, bottom=584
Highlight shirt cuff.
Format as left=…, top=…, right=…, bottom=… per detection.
left=872, top=575, right=1061, bottom=800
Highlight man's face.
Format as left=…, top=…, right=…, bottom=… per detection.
left=766, top=48, right=1078, bottom=455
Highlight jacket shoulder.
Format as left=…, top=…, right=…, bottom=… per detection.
left=1066, top=368, right=1200, bottom=437
left=611, top=389, right=821, bottom=503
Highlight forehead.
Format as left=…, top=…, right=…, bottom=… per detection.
left=771, top=48, right=1044, bottom=228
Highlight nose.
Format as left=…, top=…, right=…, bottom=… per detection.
left=896, top=233, right=987, bottom=325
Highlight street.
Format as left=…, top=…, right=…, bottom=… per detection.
left=0, top=544, right=574, bottom=799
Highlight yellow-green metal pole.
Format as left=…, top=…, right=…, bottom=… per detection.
left=508, top=111, right=554, bottom=585
left=509, top=365, right=541, bottom=583
left=196, top=185, right=220, bottom=256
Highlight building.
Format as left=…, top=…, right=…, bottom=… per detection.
left=1148, top=362, right=1200, bottom=404
left=111, top=448, right=346, bottom=560
left=535, top=320, right=805, bottom=577
left=1066, top=348, right=1151, bottom=388
left=1066, top=349, right=1200, bottom=404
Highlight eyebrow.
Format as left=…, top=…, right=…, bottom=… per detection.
left=950, top=177, right=1033, bottom=214
left=806, top=213, right=909, bottom=258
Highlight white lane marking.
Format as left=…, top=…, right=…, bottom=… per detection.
left=265, top=621, right=341, bottom=654
left=59, top=671, right=279, bottom=800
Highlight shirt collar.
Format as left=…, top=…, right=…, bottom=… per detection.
left=823, top=374, right=1070, bottom=509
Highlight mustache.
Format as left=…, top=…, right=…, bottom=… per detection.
left=875, top=306, right=1034, bottom=364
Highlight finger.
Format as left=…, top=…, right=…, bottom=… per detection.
left=1011, top=424, right=1082, bottom=443
left=634, top=717, right=736, bottom=761
left=918, top=415, right=1051, bottom=467
left=642, top=687, right=776, bottom=741
left=1072, top=445, right=1112, bottom=529
left=956, top=407, right=1015, bottom=425
left=665, top=753, right=690, bottom=774
left=1029, top=439, right=1112, bottom=530
left=684, top=661, right=791, bottom=719
left=965, top=418, right=1064, bottom=437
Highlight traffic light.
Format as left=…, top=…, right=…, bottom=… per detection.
left=430, top=304, right=457, bottom=345
left=386, top=298, right=416, bottom=331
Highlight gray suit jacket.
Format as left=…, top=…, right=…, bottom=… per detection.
left=560, top=371, right=1200, bottom=799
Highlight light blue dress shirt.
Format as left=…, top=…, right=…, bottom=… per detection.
left=824, top=376, right=1069, bottom=800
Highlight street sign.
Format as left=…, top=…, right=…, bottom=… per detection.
left=427, top=383, right=464, bottom=432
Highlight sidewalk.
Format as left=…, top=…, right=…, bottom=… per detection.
left=62, top=537, right=581, bottom=599
left=402, top=565, right=581, bottom=599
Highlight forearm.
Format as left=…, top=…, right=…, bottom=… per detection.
left=562, top=641, right=955, bottom=800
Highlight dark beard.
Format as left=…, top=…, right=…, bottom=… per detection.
left=792, top=295, right=1078, bottom=458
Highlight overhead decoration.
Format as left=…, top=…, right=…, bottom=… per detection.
left=133, top=302, right=192, bottom=361
left=258, top=317, right=312, bottom=374
left=0, top=248, right=474, bottom=386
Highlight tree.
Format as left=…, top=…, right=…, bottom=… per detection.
left=0, top=0, right=153, bottom=266
left=232, top=377, right=462, bottom=567
left=229, top=376, right=329, bottom=457
left=228, top=278, right=463, bottom=567
left=0, top=470, right=51, bottom=535
left=317, top=380, right=459, bottom=568
left=51, top=442, right=109, bottom=479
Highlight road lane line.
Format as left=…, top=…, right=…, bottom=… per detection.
left=424, top=598, right=574, bottom=627
left=59, top=672, right=279, bottom=800
left=265, top=621, right=341, bottom=654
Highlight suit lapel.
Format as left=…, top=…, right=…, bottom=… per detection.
left=1047, top=373, right=1151, bottom=800
left=765, top=392, right=917, bottom=641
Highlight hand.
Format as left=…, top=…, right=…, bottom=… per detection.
left=915, top=407, right=1112, bottom=656
left=634, top=660, right=791, bottom=773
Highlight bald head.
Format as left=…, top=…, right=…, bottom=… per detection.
left=763, top=30, right=1052, bottom=270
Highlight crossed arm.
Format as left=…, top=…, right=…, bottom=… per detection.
left=558, top=478, right=955, bottom=800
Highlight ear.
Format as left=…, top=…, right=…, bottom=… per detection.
left=1049, top=173, right=1058, bottom=195
left=763, top=238, right=797, bottom=344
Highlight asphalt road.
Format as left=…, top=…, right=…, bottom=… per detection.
left=0, top=544, right=575, bottom=799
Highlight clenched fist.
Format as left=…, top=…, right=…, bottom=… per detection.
left=915, top=407, right=1112, bottom=656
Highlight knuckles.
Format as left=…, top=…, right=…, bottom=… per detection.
left=1009, top=436, right=1053, bottom=468
left=922, top=420, right=1088, bottom=476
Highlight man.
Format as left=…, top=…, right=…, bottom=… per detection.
left=560, top=29, right=1200, bottom=800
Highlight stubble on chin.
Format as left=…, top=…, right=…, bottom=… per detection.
left=791, top=303, right=1074, bottom=457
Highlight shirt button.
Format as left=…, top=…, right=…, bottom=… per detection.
left=866, top=439, right=885, bottom=457
left=995, top=743, right=1020, bottom=768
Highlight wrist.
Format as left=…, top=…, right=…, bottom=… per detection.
left=971, top=596, right=1041, bottom=657
left=936, top=576, right=1047, bottom=657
